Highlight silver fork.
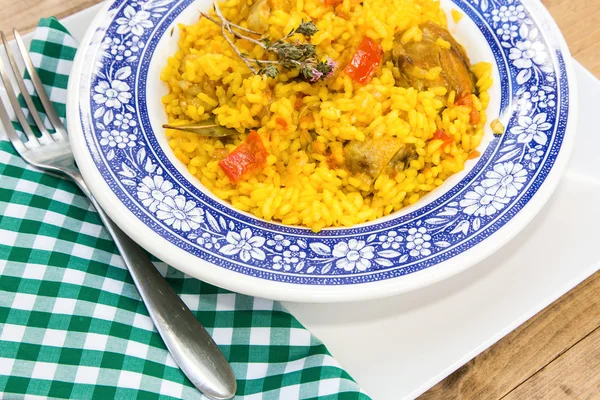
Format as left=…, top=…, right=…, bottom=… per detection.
left=0, top=29, right=236, bottom=400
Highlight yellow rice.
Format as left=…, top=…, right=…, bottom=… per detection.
left=160, top=0, right=492, bottom=232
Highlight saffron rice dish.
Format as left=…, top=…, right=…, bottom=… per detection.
left=160, top=0, right=493, bottom=232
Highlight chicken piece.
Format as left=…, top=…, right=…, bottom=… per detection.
left=247, top=0, right=291, bottom=33
left=392, top=22, right=476, bottom=95
left=344, top=137, right=417, bottom=181
left=387, top=143, right=419, bottom=174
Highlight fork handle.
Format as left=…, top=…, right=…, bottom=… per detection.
left=67, top=170, right=237, bottom=400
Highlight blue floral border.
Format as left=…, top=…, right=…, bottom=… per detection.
left=80, top=0, right=569, bottom=284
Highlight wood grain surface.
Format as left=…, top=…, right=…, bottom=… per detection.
left=1, top=1, right=599, bottom=399
left=503, top=325, right=600, bottom=400
left=421, top=270, right=600, bottom=399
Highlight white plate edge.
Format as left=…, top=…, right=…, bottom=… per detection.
left=66, top=0, right=579, bottom=303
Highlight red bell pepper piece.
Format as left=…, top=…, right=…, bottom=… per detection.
left=468, top=149, right=481, bottom=159
left=455, top=91, right=473, bottom=107
left=433, top=129, right=454, bottom=150
left=456, top=92, right=480, bottom=125
left=219, top=131, right=268, bottom=183
left=433, top=129, right=453, bottom=143
left=276, top=117, right=288, bottom=129
left=469, top=108, right=480, bottom=124
left=344, top=36, right=383, bottom=84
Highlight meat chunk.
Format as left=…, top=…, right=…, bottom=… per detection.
left=387, top=143, right=419, bottom=174
left=344, top=137, right=417, bottom=181
left=392, top=22, right=476, bottom=95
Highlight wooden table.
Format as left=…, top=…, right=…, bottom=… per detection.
left=3, top=1, right=600, bottom=398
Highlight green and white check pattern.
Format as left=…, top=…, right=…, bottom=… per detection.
left=0, top=18, right=370, bottom=399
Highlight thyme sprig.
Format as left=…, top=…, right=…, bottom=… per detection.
left=204, top=2, right=337, bottom=82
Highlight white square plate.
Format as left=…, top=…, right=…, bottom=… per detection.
left=42, top=4, right=600, bottom=399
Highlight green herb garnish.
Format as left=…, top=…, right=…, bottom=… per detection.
left=203, top=3, right=337, bottom=82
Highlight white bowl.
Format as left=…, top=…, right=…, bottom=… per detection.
left=67, top=0, right=577, bottom=302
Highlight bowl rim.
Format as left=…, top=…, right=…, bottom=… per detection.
left=66, top=0, right=578, bottom=302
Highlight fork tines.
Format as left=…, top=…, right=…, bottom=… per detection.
left=0, top=29, right=67, bottom=150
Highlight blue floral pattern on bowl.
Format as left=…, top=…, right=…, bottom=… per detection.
left=79, top=0, right=570, bottom=285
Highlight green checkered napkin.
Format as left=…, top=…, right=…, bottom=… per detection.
left=0, top=18, right=370, bottom=399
